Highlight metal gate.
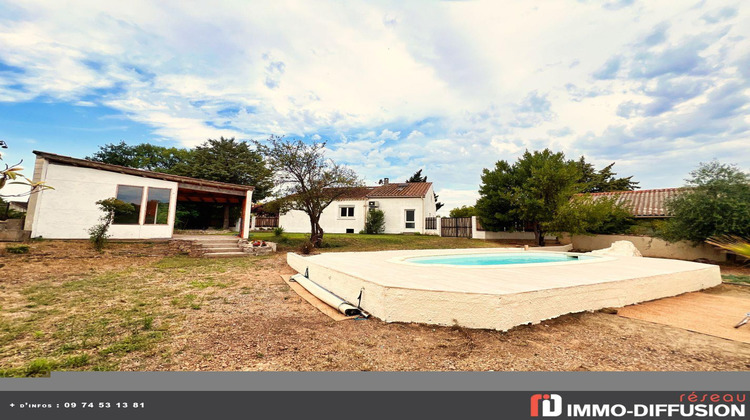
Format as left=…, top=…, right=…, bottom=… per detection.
left=440, top=217, right=472, bottom=238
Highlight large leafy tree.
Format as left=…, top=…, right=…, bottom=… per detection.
left=660, top=161, right=750, bottom=243
left=405, top=169, right=444, bottom=211
left=255, top=135, right=360, bottom=247
left=448, top=205, right=476, bottom=218
left=185, top=137, right=273, bottom=200
left=87, top=138, right=273, bottom=201
left=476, top=149, right=635, bottom=246
left=576, top=157, right=639, bottom=193
left=550, top=195, right=634, bottom=235
left=86, top=141, right=192, bottom=173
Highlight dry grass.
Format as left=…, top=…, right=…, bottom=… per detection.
left=1, top=238, right=749, bottom=375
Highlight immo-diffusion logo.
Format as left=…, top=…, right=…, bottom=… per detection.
left=531, top=394, right=563, bottom=417
left=529, top=392, right=746, bottom=418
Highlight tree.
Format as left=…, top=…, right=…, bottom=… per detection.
left=576, top=157, right=639, bottom=193
left=406, top=169, right=426, bottom=183
left=476, top=149, right=582, bottom=246
left=548, top=195, right=634, bottom=235
left=255, top=135, right=361, bottom=247
left=86, top=141, right=192, bottom=173
left=185, top=137, right=273, bottom=200
left=405, top=169, right=444, bottom=211
left=659, top=161, right=750, bottom=243
left=449, top=205, right=476, bottom=218
left=364, top=209, right=386, bottom=234
left=87, top=138, right=274, bottom=201
left=88, top=198, right=134, bottom=251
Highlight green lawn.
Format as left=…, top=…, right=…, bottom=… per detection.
left=248, top=231, right=525, bottom=252
left=0, top=248, right=272, bottom=377
left=722, top=274, right=750, bottom=284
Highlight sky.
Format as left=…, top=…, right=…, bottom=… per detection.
left=0, top=0, right=748, bottom=214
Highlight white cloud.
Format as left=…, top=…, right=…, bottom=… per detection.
left=0, top=0, right=747, bottom=208
left=378, top=129, right=400, bottom=141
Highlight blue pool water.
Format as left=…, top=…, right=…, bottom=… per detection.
left=405, top=252, right=594, bottom=266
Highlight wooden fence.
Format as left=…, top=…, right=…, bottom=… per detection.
left=254, top=216, right=279, bottom=229
left=440, top=217, right=472, bottom=238
left=425, top=217, right=437, bottom=230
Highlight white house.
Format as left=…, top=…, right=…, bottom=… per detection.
left=24, top=151, right=254, bottom=239
left=278, top=180, right=438, bottom=234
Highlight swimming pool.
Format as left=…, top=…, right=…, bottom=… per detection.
left=287, top=247, right=721, bottom=331
left=404, top=252, right=597, bottom=266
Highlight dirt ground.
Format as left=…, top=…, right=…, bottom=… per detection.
left=2, top=240, right=750, bottom=373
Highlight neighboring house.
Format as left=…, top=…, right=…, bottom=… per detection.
left=278, top=180, right=438, bottom=234
left=24, top=151, right=254, bottom=239
left=584, top=188, right=683, bottom=218
left=7, top=200, right=28, bottom=213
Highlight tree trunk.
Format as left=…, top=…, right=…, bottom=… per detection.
left=309, top=216, right=324, bottom=248
left=314, top=222, right=324, bottom=248
left=534, top=222, right=545, bottom=247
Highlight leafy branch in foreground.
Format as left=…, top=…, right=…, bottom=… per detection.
left=706, top=236, right=750, bottom=259
left=0, top=152, right=53, bottom=197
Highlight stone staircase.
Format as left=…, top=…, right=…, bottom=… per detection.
left=171, top=234, right=277, bottom=258
left=191, top=236, right=246, bottom=258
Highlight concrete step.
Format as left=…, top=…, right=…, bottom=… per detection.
left=204, top=252, right=248, bottom=258
left=191, top=239, right=239, bottom=243
left=198, top=242, right=238, bottom=249
left=201, top=247, right=240, bottom=252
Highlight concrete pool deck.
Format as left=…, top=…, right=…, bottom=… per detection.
left=286, top=247, right=722, bottom=331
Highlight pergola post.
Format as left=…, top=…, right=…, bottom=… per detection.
left=222, top=205, right=230, bottom=230
left=241, top=190, right=253, bottom=239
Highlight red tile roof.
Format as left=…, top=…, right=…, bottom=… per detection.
left=367, top=182, right=433, bottom=198
left=323, top=182, right=433, bottom=200
left=328, top=186, right=376, bottom=200
left=584, top=188, right=684, bottom=218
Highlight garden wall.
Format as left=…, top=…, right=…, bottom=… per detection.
left=0, top=219, right=30, bottom=242
left=564, top=234, right=726, bottom=262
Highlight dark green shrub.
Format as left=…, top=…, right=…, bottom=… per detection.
left=273, top=226, right=285, bottom=236
left=364, top=209, right=385, bottom=234
left=6, top=245, right=30, bottom=254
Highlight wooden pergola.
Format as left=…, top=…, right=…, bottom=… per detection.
left=32, top=151, right=255, bottom=238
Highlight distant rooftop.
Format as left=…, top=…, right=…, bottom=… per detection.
left=585, top=188, right=684, bottom=218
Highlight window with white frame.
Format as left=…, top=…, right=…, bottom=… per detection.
left=339, top=206, right=355, bottom=218
left=405, top=209, right=416, bottom=229
left=113, top=185, right=143, bottom=225
left=145, top=187, right=172, bottom=225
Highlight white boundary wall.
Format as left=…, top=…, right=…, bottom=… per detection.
left=470, top=216, right=556, bottom=241
left=565, top=234, right=727, bottom=262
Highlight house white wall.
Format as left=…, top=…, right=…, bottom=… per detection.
left=423, top=185, right=437, bottom=217
left=377, top=197, right=426, bottom=234
left=26, top=159, right=178, bottom=239
left=278, top=188, right=438, bottom=235
left=279, top=200, right=367, bottom=234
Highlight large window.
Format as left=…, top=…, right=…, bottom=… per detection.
left=145, top=187, right=171, bottom=225
left=405, top=209, right=415, bottom=229
left=339, top=206, right=355, bottom=218
left=113, top=185, right=143, bottom=225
